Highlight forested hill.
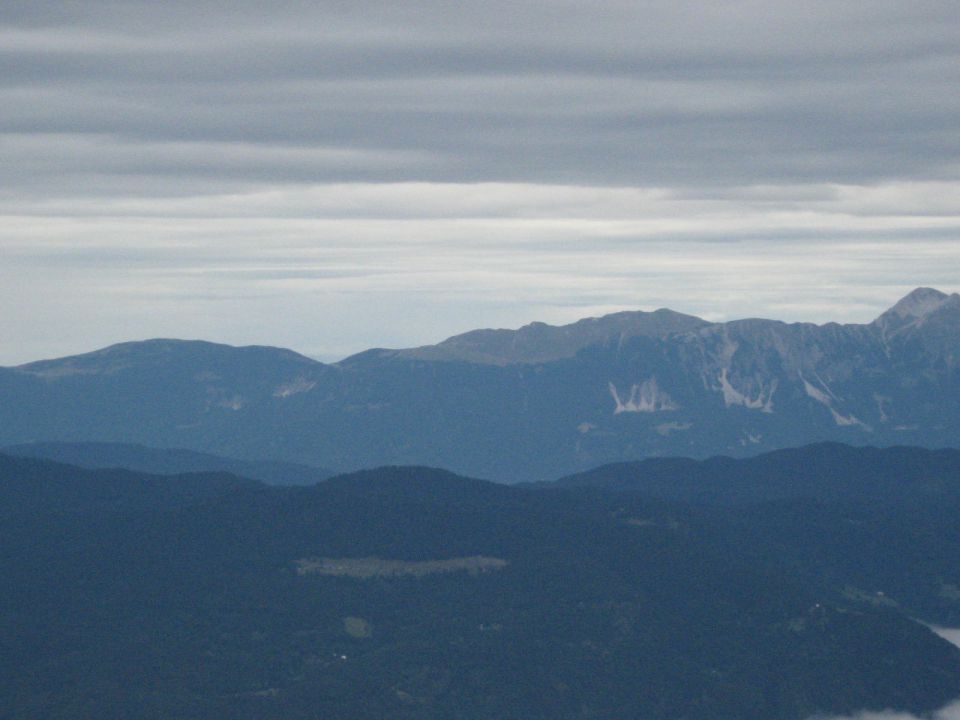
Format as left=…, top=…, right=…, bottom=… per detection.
left=2, top=448, right=960, bottom=719
left=552, top=442, right=960, bottom=508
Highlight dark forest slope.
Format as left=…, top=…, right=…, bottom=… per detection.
left=2, top=450, right=960, bottom=719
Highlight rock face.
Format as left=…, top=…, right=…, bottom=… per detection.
left=1, top=288, right=958, bottom=481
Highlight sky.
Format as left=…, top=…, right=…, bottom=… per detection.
left=1, top=1, right=959, bottom=365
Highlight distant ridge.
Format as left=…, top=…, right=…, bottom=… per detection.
left=3, top=441, right=331, bottom=486
left=390, top=307, right=709, bottom=365
left=551, top=442, right=960, bottom=507
left=1, top=288, right=958, bottom=481
left=17, top=337, right=317, bottom=377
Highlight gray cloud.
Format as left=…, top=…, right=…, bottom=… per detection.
left=2, top=1, right=959, bottom=188
left=0, top=2, right=958, bottom=363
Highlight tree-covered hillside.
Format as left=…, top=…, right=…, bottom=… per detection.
left=2, top=449, right=960, bottom=719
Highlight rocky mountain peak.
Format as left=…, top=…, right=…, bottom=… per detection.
left=881, top=287, right=950, bottom=321
left=871, top=287, right=958, bottom=338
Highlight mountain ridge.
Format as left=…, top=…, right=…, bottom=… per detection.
left=387, top=307, right=711, bottom=366
left=549, top=441, right=960, bottom=507
left=12, top=287, right=957, bottom=371
left=2, top=441, right=331, bottom=486
left=1, top=288, right=957, bottom=481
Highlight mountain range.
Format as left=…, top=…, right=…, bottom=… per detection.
left=1, top=287, right=957, bottom=481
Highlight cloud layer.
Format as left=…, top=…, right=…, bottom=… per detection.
left=1, top=2, right=958, bottom=362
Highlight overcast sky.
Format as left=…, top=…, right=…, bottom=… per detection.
left=2, top=1, right=959, bottom=364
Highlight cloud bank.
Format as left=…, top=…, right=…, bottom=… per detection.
left=1, top=2, right=958, bottom=363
